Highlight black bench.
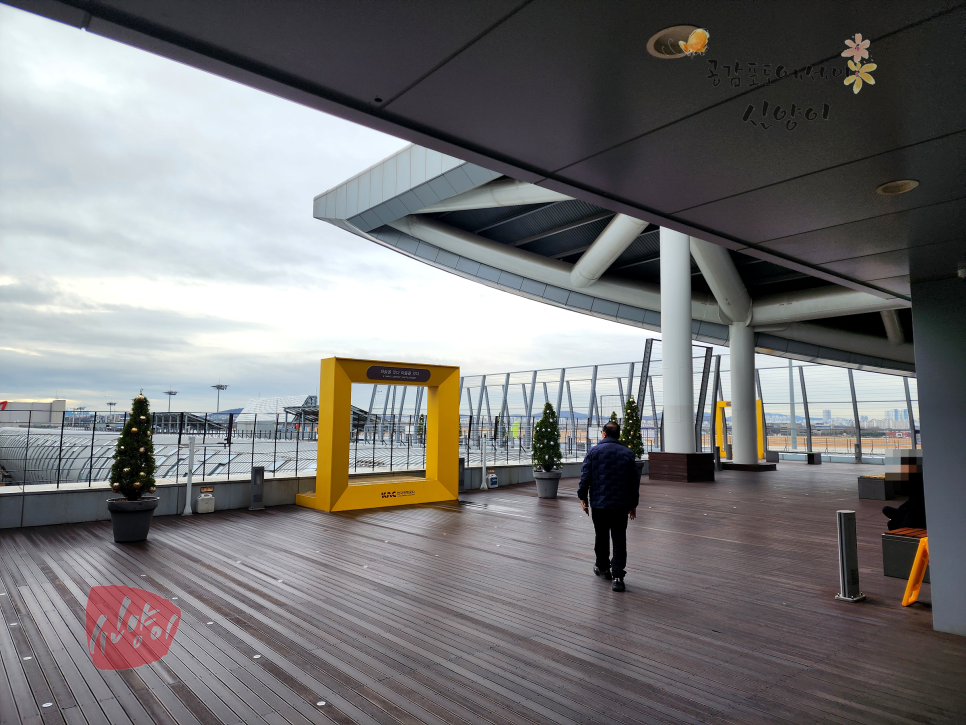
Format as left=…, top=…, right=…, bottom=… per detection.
left=858, top=474, right=897, bottom=500
left=882, top=528, right=930, bottom=583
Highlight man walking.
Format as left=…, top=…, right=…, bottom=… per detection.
left=577, top=420, right=639, bottom=591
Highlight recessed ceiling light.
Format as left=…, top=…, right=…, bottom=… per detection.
left=876, top=179, right=919, bottom=196
left=647, top=26, right=699, bottom=59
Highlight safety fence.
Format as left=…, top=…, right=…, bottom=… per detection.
left=1, top=340, right=919, bottom=487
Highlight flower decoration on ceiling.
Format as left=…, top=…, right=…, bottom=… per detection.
left=678, top=28, right=709, bottom=56
left=841, top=34, right=876, bottom=94
left=841, top=33, right=870, bottom=61
left=845, top=60, right=876, bottom=94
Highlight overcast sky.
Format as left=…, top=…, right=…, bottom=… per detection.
left=0, top=5, right=665, bottom=412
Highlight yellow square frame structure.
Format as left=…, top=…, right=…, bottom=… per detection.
left=715, top=399, right=766, bottom=460
left=295, top=357, right=460, bottom=512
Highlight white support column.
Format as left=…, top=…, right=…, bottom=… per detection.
left=659, top=228, right=695, bottom=453
left=729, top=322, right=758, bottom=464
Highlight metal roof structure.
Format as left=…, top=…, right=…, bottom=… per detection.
left=314, top=149, right=918, bottom=374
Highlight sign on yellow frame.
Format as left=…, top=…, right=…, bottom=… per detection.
left=295, top=357, right=460, bottom=512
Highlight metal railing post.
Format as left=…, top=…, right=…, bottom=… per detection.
left=380, top=385, right=392, bottom=442
left=388, top=388, right=396, bottom=471
left=555, top=369, right=565, bottom=424
left=756, top=368, right=768, bottom=455
left=709, top=355, right=721, bottom=457
left=848, top=368, right=862, bottom=463
left=638, top=339, right=653, bottom=404
left=56, top=410, right=65, bottom=489
left=588, top=365, right=598, bottom=429
left=476, top=376, right=486, bottom=445
left=177, top=412, right=184, bottom=482
left=799, top=366, right=813, bottom=453
left=903, top=376, right=917, bottom=448
left=251, top=413, right=257, bottom=472
left=88, top=412, right=97, bottom=486
left=227, top=413, right=234, bottom=479
left=526, top=370, right=537, bottom=446
left=789, top=359, right=798, bottom=450
left=24, top=410, right=32, bottom=485
left=695, top=347, right=712, bottom=452
left=183, top=437, right=195, bottom=516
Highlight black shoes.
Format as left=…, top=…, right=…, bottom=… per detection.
left=594, top=565, right=613, bottom=580
left=612, top=577, right=625, bottom=592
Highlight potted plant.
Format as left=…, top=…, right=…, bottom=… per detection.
left=620, top=396, right=647, bottom=475
left=107, top=393, right=159, bottom=543
left=532, top=402, right=563, bottom=498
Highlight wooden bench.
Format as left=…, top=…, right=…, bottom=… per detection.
left=882, top=527, right=930, bottom=583
left=858, top=473, right=898, bottom=500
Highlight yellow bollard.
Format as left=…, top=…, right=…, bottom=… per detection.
left=901, top=536, right=929, bottom=606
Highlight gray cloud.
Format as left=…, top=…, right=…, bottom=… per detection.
left=0, top=6, right=661, bottom=412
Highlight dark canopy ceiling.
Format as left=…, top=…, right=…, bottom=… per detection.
left=10, top=0, right=965, bottom=301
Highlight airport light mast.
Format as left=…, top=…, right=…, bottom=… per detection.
left=212, top=384, right=228, bottom=413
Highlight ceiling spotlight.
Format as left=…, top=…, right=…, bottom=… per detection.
left=647, top=26, right=699, bottom=59
left=876, top=179, right=919, bottom=196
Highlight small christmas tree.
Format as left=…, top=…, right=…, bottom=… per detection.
left=620, top=396, right=645, bottom=459
left=109, top=394, right=157, bottom=500
left=416, top=413, right=426, bottom=443
left=532, top=402, right=562, bottom=471
left=609, top=410, right=619, bottom=424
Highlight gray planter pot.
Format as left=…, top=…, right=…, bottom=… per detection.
left=533, top=470, right=562, bottom=498
left=107, top=497, right=159, bottom=543
left=635, top=459, right=648, bottom=476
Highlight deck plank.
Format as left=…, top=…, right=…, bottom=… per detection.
left=1, top=462, right=964, bottom=725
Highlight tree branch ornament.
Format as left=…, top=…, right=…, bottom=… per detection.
left=109, top=394, right=157, bottom=499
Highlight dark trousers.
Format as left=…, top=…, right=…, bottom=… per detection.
left=592, top=508, right=628, bottom=578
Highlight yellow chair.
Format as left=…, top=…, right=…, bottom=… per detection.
left=902, top=536, right=929, bottom=606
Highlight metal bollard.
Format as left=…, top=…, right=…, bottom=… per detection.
left=182, top=437, right=195, bottom=515
left=834, top=510, right=866, bottom=602
left=249, top=466, right=265, bottom=511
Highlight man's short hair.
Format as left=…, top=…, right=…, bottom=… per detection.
left=602, top=421, right=620, bottom=438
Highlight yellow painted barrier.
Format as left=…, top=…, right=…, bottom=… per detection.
left=715, top=399, right=766, bottom=459
left=295, top=357, right=460, bottom=512
left=902, top=536, right=929, bottom=606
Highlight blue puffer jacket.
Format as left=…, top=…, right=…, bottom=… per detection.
left=577, top=437, right=640, bottom=511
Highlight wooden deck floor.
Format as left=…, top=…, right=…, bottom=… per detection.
left=2, top=462, right=964, bottom=725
